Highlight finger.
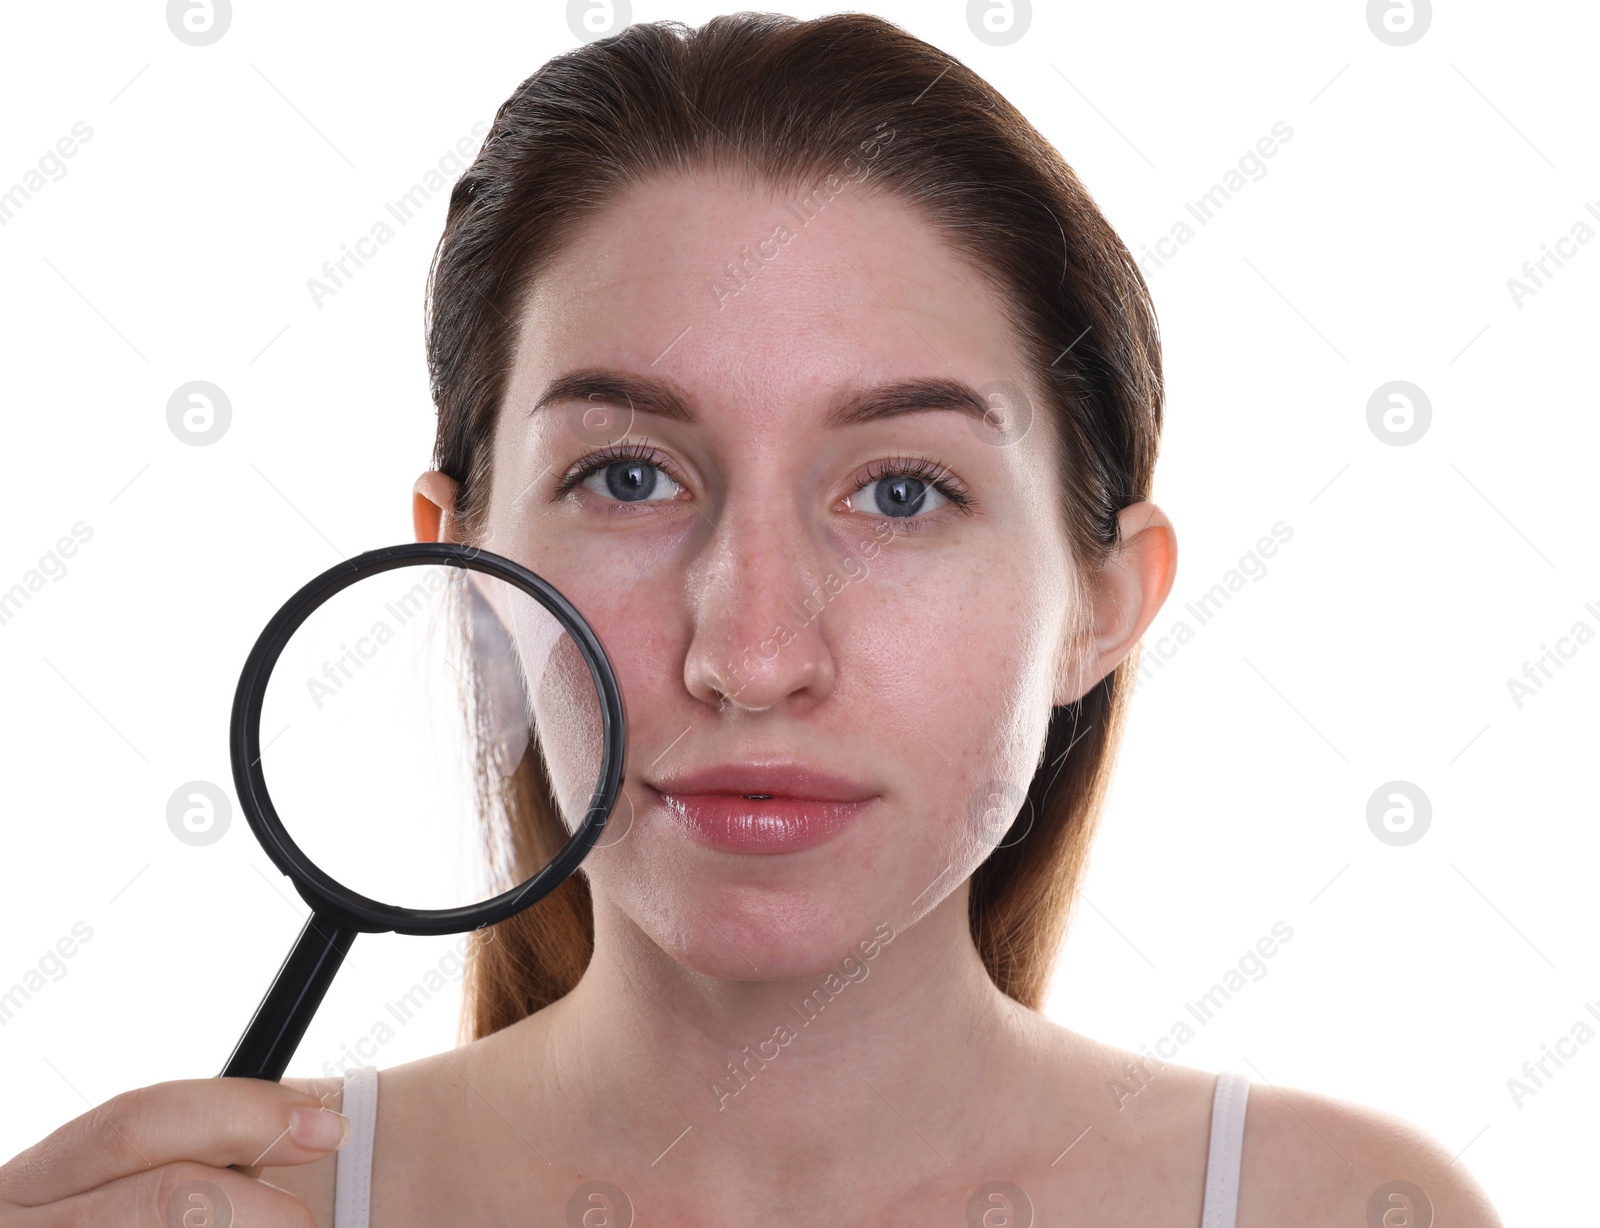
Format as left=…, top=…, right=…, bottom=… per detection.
left=235, top=1075, right=344, bottom=1180
left=7, top=1159, right=316, bottom=1228
left=0, top=1077, right=347, bottom=1209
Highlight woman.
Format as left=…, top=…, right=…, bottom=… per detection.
left=0, top=13, right=1501, bottom=1227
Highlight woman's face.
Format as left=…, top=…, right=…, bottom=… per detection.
left=471, top=167, right=1090, bottom=980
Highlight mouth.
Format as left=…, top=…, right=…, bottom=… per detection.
left=645, top=762, right=878, bottom=854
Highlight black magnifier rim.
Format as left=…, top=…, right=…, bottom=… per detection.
left=230, top=542, right=625, bottom=937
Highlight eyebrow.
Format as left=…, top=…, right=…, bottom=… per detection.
left=530, top=367, right=995, bottom=430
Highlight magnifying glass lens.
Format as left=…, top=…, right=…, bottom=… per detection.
left=256, top=561, right=604, bottom=912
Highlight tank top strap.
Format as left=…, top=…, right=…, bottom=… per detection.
left=1199, top=1069, right=1249, bottom=1228
left=333, top=1065, right=379, bottom=1228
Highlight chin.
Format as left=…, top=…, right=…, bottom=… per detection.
left=656, top=877, right=892, bottom=983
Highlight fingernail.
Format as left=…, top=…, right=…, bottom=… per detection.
left=289, top=1105, right=351, bottom=1150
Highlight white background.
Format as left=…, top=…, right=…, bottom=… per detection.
left=1, top=2, right=1595, bottom=1223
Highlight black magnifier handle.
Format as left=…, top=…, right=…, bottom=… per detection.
left=219, top=911, right=357, bottom=1082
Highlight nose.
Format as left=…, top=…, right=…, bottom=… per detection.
left=681, top=500, right=837, bottom=713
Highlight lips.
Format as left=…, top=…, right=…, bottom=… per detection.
left=646, top=761, right=878, bottom=854
left=648, top=761, right=876, bottom=803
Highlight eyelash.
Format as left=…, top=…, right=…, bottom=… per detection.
left=554, top=441, right=690, bottom=500
left=554, top=443, right=975, bottom=522
left=856, top=454, right=974, bottom=518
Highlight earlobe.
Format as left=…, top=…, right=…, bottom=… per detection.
left=413, top=470, right=461, bottom=543
left=1053, top=501, right=1178, bottom=707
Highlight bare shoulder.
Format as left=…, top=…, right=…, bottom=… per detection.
left=1021, top=1015, right=1224, bottom=1141
left=255, top=1074, right=345, bottom=1228
left=1023, top=1018, right=1501, bottom=1228
left=1236, top=1080, right=1504, bottom=1228
left=1017, top=1019, right=1236, bottom=1223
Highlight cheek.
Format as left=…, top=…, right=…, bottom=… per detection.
left=481, top=502, right=679, bottom=823
left=834, top=552, right=1058, bottom=842
left=524, top=575, right=679, bottom=820
left=524, top=629, right=606, bottom=826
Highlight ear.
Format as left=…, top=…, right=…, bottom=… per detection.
left=413, top=470, right=461, bottom=543
left=1054, top=500, right=1178, bottom=706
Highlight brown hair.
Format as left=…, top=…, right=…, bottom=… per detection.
left=424, top=12, right=1163, bottom=1040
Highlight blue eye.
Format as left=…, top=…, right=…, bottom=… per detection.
left=848, top=456, right=971, bottom=520
left=582, top=459, right=683, bottom=503
left=855, top=473, right=948, bottom=518
left=560, top=443, right=685, bottom=504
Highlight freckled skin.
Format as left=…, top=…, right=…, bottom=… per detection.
left=471, top=167, right=1091, bottom=984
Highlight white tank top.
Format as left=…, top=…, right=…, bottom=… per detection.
left=333, top=1065, right=1250, bottom=1226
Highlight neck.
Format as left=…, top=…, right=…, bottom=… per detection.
left=527, top=880, right=1043, bottom=1207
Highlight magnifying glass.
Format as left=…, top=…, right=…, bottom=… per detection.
left=218, top=542, right=625, bottom=1083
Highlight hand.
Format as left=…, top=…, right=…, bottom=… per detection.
left=0, top=1076, right=350, bottom=1226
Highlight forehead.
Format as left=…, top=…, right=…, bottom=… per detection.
left=507, top=167, right=1035, bottom=423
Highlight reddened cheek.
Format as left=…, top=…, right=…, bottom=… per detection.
left=529, top=632, right=608, bottom=815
